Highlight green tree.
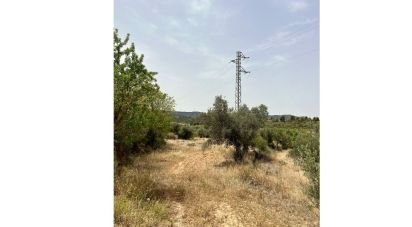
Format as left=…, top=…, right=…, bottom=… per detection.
left=251, top=104, right=269, bottom=126
left=114, top=29, right=174, bottom=163
left=227, top=105, right=261, bottom=161
left=205, top=96, right=265, bottom=162
left=206, top=96, right=232, bottom=143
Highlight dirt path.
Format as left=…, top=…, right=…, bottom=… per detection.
left=136, top=138, right=319, bottom=226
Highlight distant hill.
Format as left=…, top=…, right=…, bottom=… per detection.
left=173, top=111, right=203, bottom=123
left=269, top=114, right=294, bottom=121
left=174, top=111, right=202, bottom=118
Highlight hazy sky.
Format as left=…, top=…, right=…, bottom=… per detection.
left=114, top=0, right=319, bottom=117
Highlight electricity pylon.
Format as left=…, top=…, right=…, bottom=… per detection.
left=230, top=51, right=250, bottom=111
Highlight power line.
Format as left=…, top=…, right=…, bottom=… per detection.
left=173, top=62, right=233, bottom=108
left=271, top=49, right=319, bottom=76
left=280, top=22, right=318, bottom=42
left=248, top=22, right=318, bottom=53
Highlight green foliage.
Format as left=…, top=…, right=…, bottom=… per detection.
left=271, top=128, right=298, bottom=150
left=251, top=104, right=269, bottom=126
left=259, top=117, right=319, bottom=205
left=169, top=123, right=195, bottom=140
left=227, top=105, right=261, bottom=161
left=170, top=122, right=181, bottom=135
left=195, top=125, right=210, bottom=138
left=259, top=128, right=275, bottom=149
left=177, top=126, right=193, bottom=140
left=205, top=96, right=232, bottom=143
left=253, top=135, right=268, bottom=153
left=290, top=132, right=320, bottom=207
left=173, top=111, right=203, bottom=124
left=193, top=112, right=209, bottom=125
left=204, top=96, right=265, bottom=161
left=114, top=29, right=174, bottom=163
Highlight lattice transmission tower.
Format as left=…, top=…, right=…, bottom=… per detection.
left=230, top=51, right=250, bottom=111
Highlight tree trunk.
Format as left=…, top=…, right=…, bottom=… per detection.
left=233, top=144, right=243, bottom=162
left=115, top=142, right=127, bottom=165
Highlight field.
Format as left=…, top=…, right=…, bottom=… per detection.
left=115, top=138, right=319, bottom=226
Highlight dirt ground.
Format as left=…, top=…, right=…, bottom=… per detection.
left=120, top=138, right=319, bottom=226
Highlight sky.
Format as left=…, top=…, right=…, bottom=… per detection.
left=114, top=0, right=319, bottom=117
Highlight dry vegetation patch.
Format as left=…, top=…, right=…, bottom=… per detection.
left=115, top=138, right=319, bottom=226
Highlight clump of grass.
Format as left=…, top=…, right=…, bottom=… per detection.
left=114, top=194, right=169, bottom=226
left=238, top=166, right=273, bottom=190
left=114, top=166, right=171, bottom=226
left=201, top=139, right=214, bottom=151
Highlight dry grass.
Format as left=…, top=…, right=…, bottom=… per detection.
left=114, top=138, right=319, bottom=226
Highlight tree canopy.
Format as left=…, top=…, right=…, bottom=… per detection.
left=204, top=96, right=269, bottom=161
left=114, top=29, right=174, bottom=163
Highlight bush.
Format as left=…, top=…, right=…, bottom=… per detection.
left=170, top=122, right=181, bottom=135
left=259, top=128, right=275, bottom=149
left=196, top=126, right=210, bottom=138
left=177, top=126, right=193, bottom=140
left=253, top=135, right=268, bottom=153
left=290, top=132, right=319, bottom=207
left=272, top=129, right=297, bottom=150
left=145, top=128, right=166, bottom=149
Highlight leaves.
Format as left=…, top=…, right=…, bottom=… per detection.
left=205, top=96, right=265, bottom=161
left=114, top=29, right=174, bottom=162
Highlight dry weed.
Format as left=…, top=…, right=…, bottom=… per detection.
left=114, top=138, right=319, bottom=226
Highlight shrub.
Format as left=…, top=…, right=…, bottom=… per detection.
left=145, top=128, right=166, bottom=149
left=196, top=126, right=210, bottom=138
left=178, top=126, right=193, bottom=140
left=272, top=129, right=298, bottom=150
left=290, top=132, right=319, bottom=207
left=170, top=122, right=181, bottom=135
left=259, top=128, right=275, bottom=149
left=253, top=135, right=268, bottom=153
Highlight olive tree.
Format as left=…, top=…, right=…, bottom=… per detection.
left=205, top=96, right=266, bottom=162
